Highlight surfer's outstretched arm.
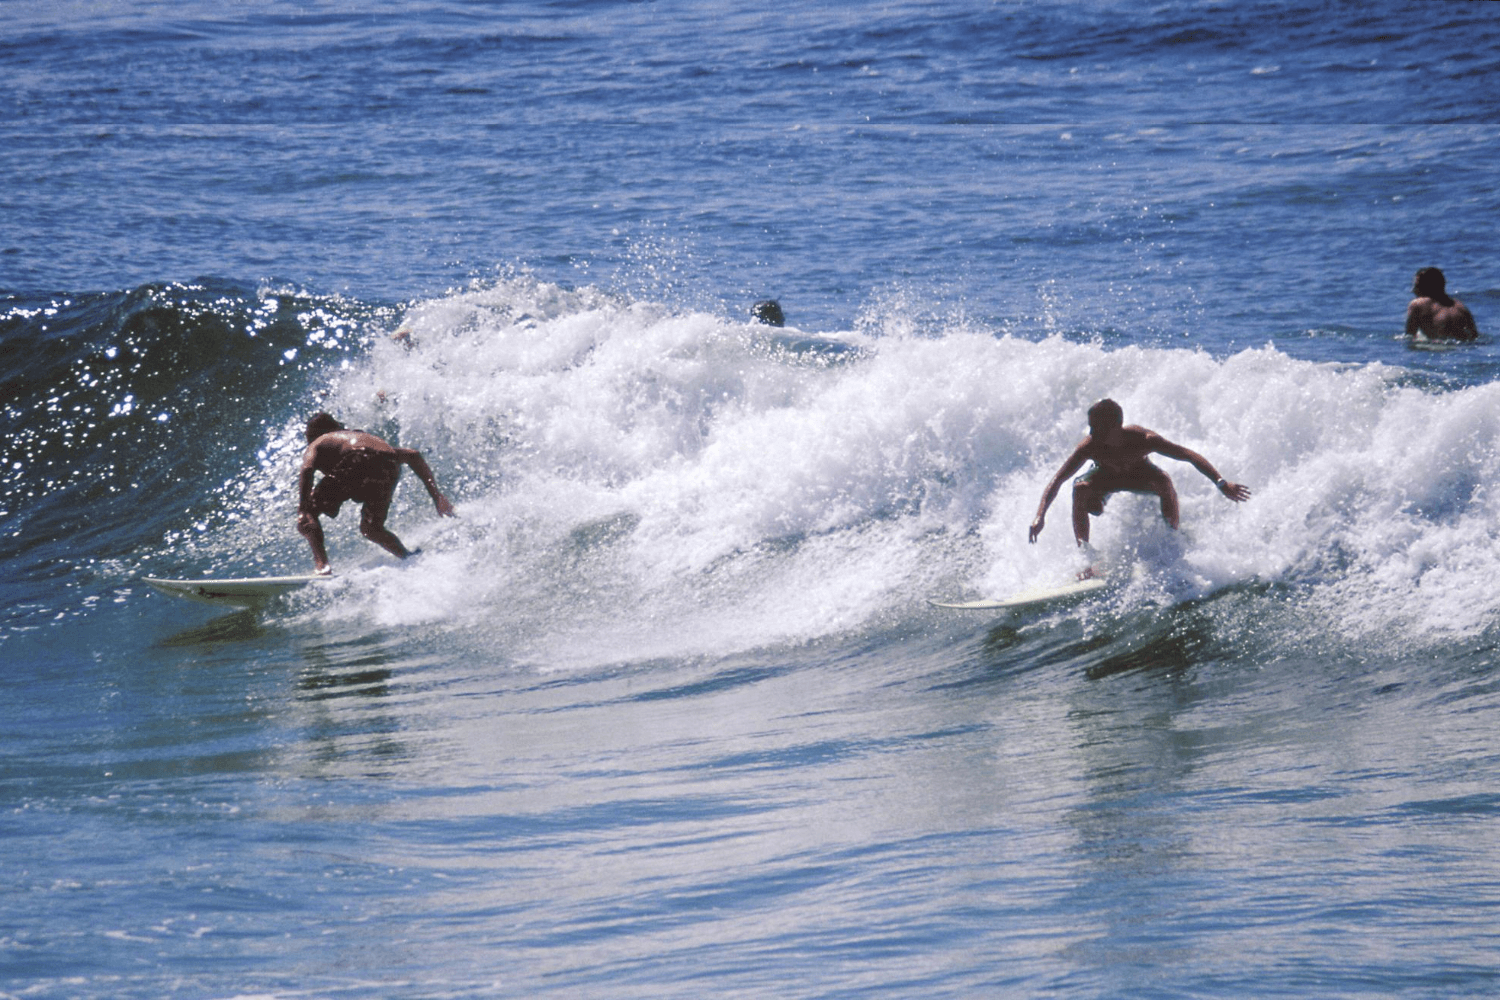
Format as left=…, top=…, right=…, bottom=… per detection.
left=1030, top=442, right=1090, bottom=543
left=1149, top=436, right=1251, bottom=502
left=396, top=448, right=457, bottom=517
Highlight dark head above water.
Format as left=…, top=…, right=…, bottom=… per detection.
left=751, top=299, right=784, bottom=327
left=305, top=412, right=344, bottom=442
left=1413, top=266, right=1449, bottom=302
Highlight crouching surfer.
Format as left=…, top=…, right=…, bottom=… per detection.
left=297, top=412, right=456, bottom=575
left=1029, top=398, right=1250, bottom=575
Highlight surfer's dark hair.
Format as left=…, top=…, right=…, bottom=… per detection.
left=1413, top=267, right=1447, bottom=298
left=305, top=412, right=344, bottom=442
left=1088, top=398, right=1123, bottom=431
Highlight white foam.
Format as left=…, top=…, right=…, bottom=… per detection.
left=235, top=278, right=1500, bottom=661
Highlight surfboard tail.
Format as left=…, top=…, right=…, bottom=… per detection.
left=929, top=575, right=1110, bottom=612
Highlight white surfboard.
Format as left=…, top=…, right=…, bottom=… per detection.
left=1407, top=334, right=1476, bottom=352
left=929, top=575, right=1109, bottom=612
left=143, top=574, right=334, bottom=607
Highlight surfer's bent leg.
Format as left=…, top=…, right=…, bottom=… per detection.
left=1093, top=463, right=1179, bottom=530
left=358, top=482, right=413, bottom=560
left=1071, top=475, right=1107, bottom=546
left=1145, top=465, right=1180, bottom=530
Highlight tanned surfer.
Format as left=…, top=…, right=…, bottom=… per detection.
left=1029, top=399, right=1250, bottom=571
left=297, top=412, right=456, bottom=574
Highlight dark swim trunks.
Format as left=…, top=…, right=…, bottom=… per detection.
left=1074, top=462, right=1159, bottom=493
left=1074, top=462, right=1160, bottom=515
left=310, top=448, right=401, bottom=518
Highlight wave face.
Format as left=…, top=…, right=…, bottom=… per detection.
left=1, top=281, right=384, bottom=598
left=12, top=277, right=1497, bottom=672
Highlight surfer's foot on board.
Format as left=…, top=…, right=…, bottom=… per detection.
left=315, top=565, right=333, bottom=576
left=1077, top=566, right=1097, bottom=581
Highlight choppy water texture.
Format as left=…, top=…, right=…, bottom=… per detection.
left=4, top=2, right=1500, bottom=998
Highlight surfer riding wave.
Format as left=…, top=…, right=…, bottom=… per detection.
left=297, top=412, right=456, bottom=574
left=1030, top=399, right=1251, bottom=571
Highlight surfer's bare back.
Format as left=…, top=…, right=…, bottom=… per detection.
left=296, top=412, right=456, bottom=574
left=1029, top=398, right=1250, bottom=549
left=1405, top=266, right=1479, bottom=342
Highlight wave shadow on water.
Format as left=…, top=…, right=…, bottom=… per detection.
left=154, top=608, right=268, bottom=647
left=927, top=582, right=1295, bottom=695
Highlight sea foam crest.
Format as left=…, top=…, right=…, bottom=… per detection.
left=303, top=279, right=1500, bottom=660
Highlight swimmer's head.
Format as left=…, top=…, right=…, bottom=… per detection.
left=1413, top=267, right=1447, bottom=298
left=751, top=300, right=784, bottom=327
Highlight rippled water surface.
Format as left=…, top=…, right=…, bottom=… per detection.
left=5, top=2, right=1500, bottom=997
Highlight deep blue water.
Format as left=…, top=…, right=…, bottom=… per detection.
left=5, top=2, right=1500, bottom=998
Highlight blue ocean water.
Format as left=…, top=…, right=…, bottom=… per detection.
left=5, top=2, right=1500, bottom=997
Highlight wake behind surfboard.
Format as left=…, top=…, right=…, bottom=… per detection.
left=143, top=574, right=334, bottom=607
left=929, top=575, right=1110, bottom=612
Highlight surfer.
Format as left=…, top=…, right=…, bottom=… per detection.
left=1405, top=267, right=1479, bottom=342
left=1028, top=399, right=1251, bottom=558
left=296, top=412, right=456, bottom=574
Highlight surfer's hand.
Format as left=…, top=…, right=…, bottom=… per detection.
left=434, top=495, right=457, bottom=517
left=1028, top=515, right=1044, bottom=543
left=1218, top=480, right=1251, bottom=503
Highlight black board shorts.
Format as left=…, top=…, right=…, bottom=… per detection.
left=311, top=448, right=401, bottom=518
